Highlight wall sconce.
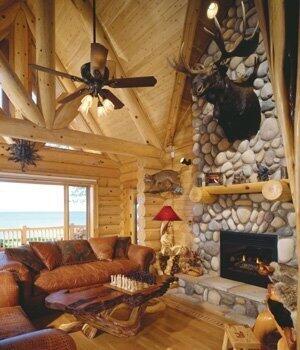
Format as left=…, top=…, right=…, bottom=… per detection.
left=180, top=158, right=192, bottom=166
left=207, top=2, right=219, bottom=19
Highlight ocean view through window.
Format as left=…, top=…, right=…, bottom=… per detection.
left=0, top=181, right=90, bottom=247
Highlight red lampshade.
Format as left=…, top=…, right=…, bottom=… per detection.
left=153, top=206, right=181, bottom=221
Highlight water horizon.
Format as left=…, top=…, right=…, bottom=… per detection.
left=0, top=211, right=86, bottom=229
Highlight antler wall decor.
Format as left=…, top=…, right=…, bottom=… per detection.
left=170, top=1, right=261, bottom=142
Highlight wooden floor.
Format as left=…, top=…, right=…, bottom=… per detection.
left=39, top=301, right=227, bottom=350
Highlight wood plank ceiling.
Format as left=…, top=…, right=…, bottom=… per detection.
left=26, top=0, right=188, bottom=146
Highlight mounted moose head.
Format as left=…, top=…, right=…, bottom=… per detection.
left=170, top=2, right=261, bottom=142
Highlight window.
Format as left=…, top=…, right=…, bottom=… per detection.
left=31, top=91, right=37, bottom=104
left=0, top=180, right=93, bottom=247
left=68, top=186, right=89, bottom=240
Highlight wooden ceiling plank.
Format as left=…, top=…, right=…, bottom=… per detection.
left=71, top=0, right=162, bottom=150
left=35, top=0, right=56, bottom=129
left=164, top=0, right=201, bottom=149
left=0, top=111, right=161, bottom=158
left=0, top=1, right=19, bottom=34
left=0, top=50, right=44, bottom=126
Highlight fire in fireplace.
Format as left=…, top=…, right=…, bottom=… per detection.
left=220, top=230, right=278, bottom=288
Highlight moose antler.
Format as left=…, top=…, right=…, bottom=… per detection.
left=168, top=43, right=204, bottom=76
left=204, top=1, right=259, bottom=64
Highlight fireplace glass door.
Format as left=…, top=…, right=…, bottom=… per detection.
left=220, top=230, right=278, bottom=288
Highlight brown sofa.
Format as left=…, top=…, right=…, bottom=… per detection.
left=0, top=237, right=155, bottom=315
left=0, top=270, right=76, bottom=350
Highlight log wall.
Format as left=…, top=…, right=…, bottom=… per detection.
left=0, top=145, right=121, bottom=237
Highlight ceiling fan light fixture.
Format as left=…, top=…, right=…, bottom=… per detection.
left=102, top=98, right=114, bottom=112
left=78, top=94, right=93, bottom=115
left=97, top=99, right=114, bottom=117
left=207, top=2, right=218, bottom=19
left=97, top=106, right=106, bottom=118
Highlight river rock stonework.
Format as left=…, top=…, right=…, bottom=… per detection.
left=191, top=0, right=296, bottom=274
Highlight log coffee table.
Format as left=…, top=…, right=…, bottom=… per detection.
left=45, top=276, right=174, bottom=338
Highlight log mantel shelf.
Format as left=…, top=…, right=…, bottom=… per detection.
left=189, top=179, right=291, bottom=204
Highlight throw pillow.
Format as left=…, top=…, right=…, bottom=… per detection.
left=30, top=241, right=62, bottom=271
left=57, top=240, right=97, bottom=265
left=5, top=245, right=44, bottom=272
left=114, top=236, right=131, bottom=259
left=89, top=236, right=118, bottom=261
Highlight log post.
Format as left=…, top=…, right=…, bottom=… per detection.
left=21, top=226, right=27, bottom=245
left=35, top=0, right=56, bottom=129
left=0, top=51, right=44, bottom=126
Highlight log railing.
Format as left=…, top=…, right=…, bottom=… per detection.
left=0, top=224, right=86, bottom=248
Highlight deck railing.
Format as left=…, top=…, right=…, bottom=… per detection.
left=0, top=224, right=87, bottom=248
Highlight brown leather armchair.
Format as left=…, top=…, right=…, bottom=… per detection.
left=0, top=271, right=76, bottom=350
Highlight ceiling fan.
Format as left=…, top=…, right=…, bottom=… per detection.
left=30, top=0, right=157, bottom=117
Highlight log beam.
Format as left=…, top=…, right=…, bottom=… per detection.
left=35, top=0, right=56, bottom=129
left=0, top=112, right=161, bottom=158
left=54, top=92, right=84, bottom=129
left=0, top=50, right=44, bottom=126
left=262, top=180, right=292, bottom=202
left=164, top=0, right=200, bottom=148
left=13, top=10, right=29, bottom=93
left=71, top=0, right=162, bottom=150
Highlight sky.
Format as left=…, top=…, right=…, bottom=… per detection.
left=0, top=182, right=85, bottom=212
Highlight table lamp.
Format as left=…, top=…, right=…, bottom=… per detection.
left=153, top=205, right=181, bottom=238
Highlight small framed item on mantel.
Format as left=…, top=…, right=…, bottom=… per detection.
left=204, top=172, right=225, bottom=186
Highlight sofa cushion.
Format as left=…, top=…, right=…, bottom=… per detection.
left=34, top=259, right=140, bottom=293
left=0, top=306, right=35, bottom=340
left=57, top=240, right=97, bottom=265
left=30, top=242, right=62, bottom=271
left=114, top=237, right=131, bottom=259
left=89, top=236, right=118, bottom=261
left=5, top=245, right=44, bottom=272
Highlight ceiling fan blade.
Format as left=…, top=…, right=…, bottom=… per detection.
left=107, top=76, right=157, bottom=88
left=30, top=64, right=85, bottom=83
left=57, top=87, right=88, bottom=104
left=90, top=43, right=108, bottom=79
left=100, top=89, right=124, bottom=109
left=106, top=60, right=116, bottom=79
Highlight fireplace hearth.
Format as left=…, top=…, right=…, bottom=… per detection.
left=220, top=230, right=278, bottom=288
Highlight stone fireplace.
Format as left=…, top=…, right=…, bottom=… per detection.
left=189, top=0, right=297, bottom=274
left=171, top=0, right=297, bottom=322
left=220, top=230, right=277, bottom=288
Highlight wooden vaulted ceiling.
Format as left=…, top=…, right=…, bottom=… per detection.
left=28, top=0, right=189, bottom=145
left=0, top=0, right=215, bottom=160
